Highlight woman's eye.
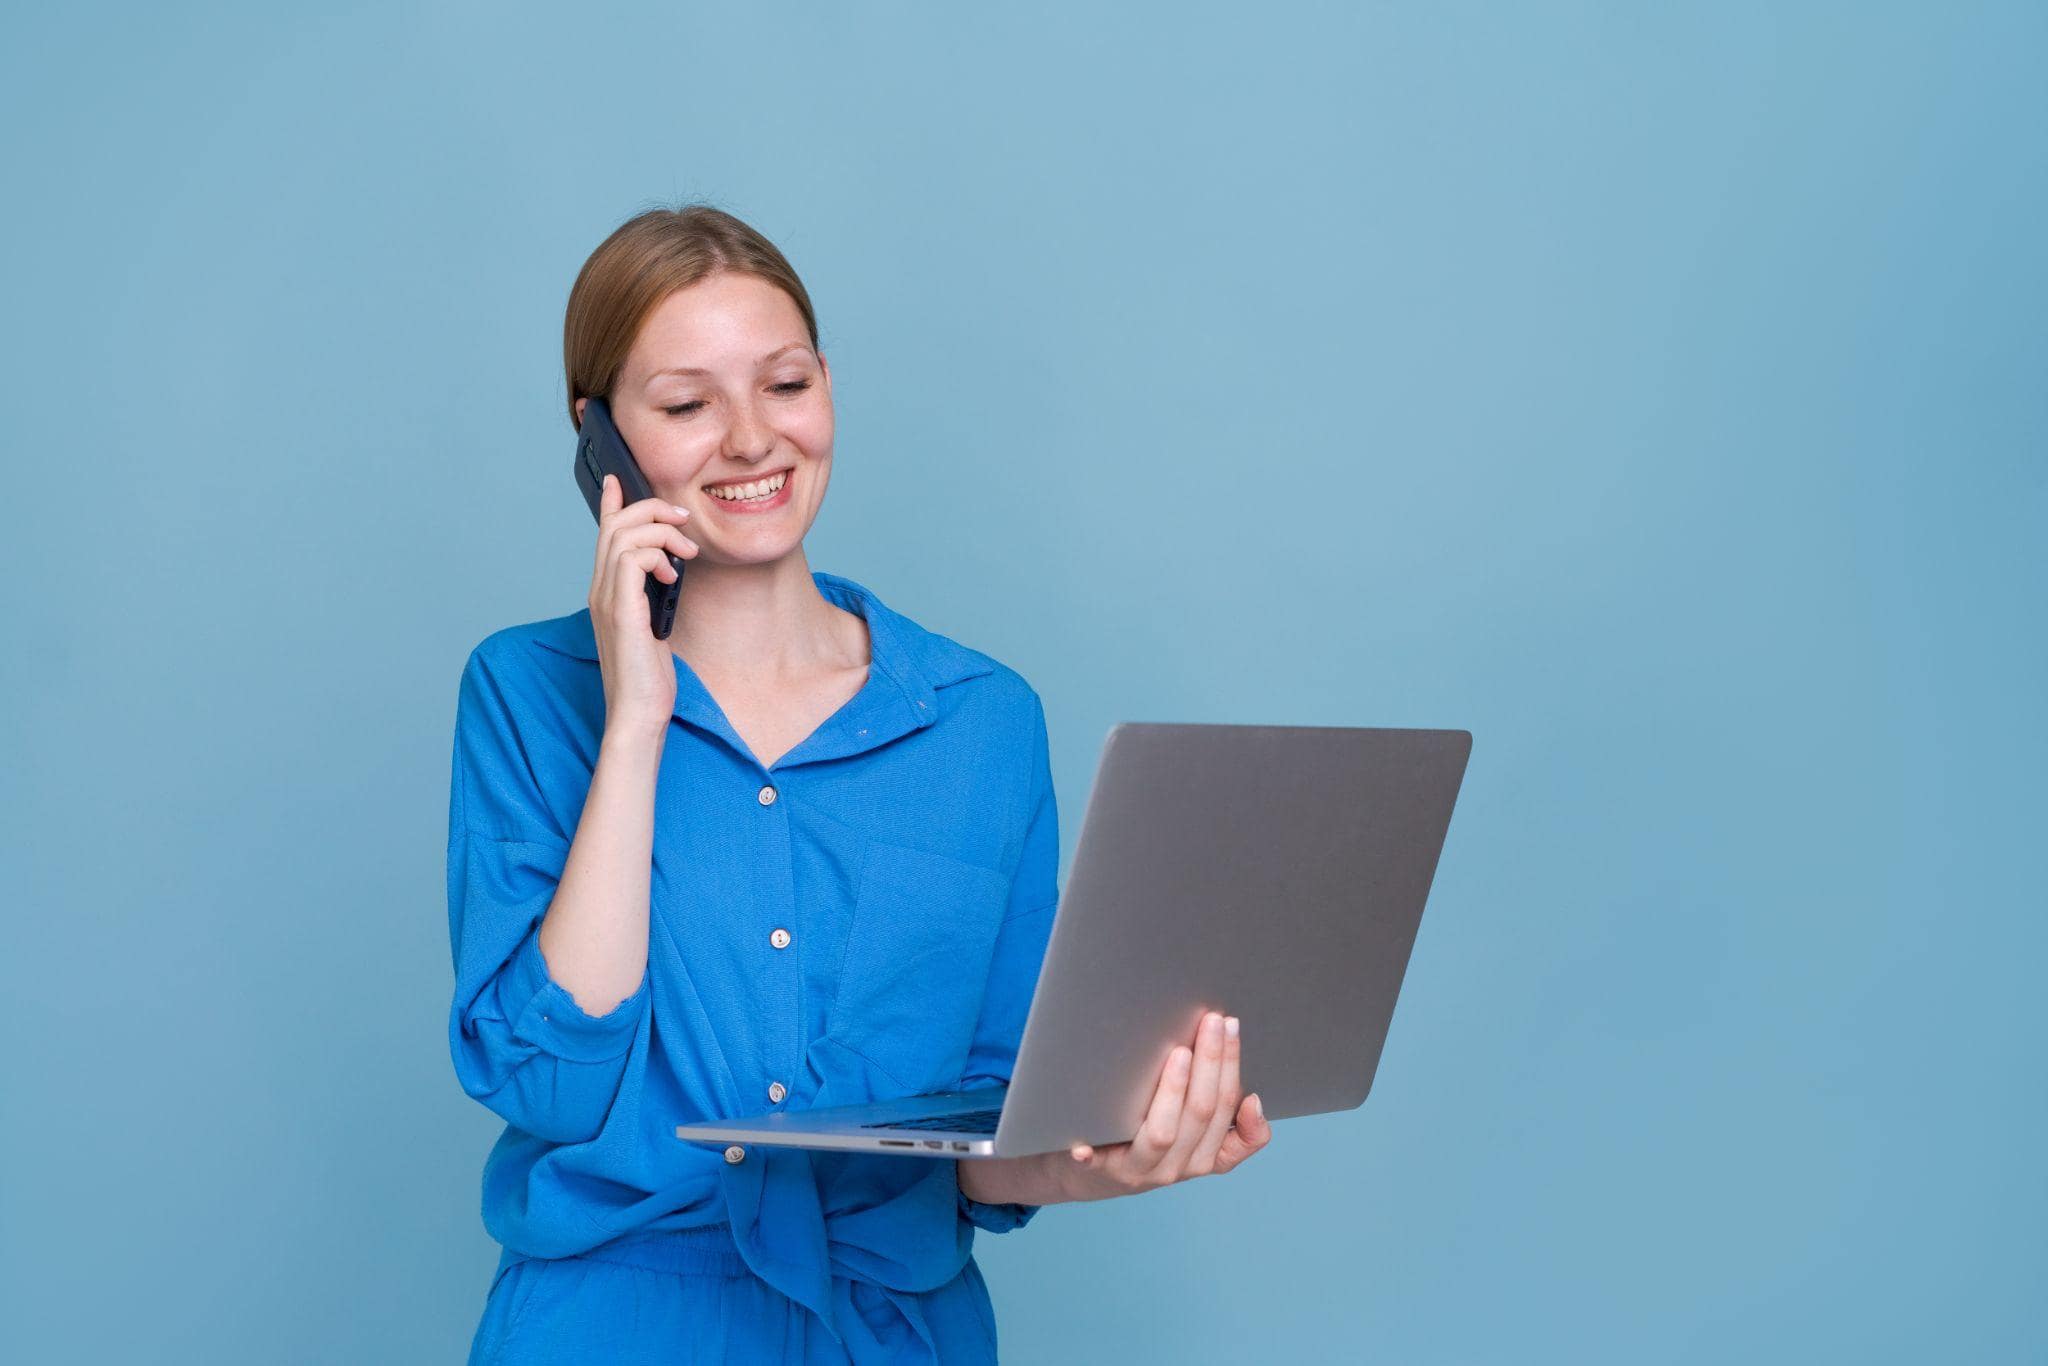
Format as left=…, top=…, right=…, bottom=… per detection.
left=663, top=381, right=809, bottom=417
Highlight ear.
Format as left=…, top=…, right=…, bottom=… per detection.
left=573, top=395, right=587, bottom=426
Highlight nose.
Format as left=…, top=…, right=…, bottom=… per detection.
left=724, top=393, right=776, bottom=461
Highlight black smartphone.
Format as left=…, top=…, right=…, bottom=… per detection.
left=573, top=396, right=684, bottom=640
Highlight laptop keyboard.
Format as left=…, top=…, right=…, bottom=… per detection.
left=861, top=1107, right=1003, bottom=1134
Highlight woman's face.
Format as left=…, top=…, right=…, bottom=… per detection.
left=582, top=272, right=834, bottom=566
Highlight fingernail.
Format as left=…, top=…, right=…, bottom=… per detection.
left=1225, top=1016, right=1239, bottom=1038
left=1251, top=1093, right=1264, bottom=1119
left=671, top=505, right=690, bottom=517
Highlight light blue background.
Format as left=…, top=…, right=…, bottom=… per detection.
left=3, top=3, right=2041, bottom=1361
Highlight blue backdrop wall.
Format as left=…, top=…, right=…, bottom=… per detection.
left=3, top=3, right=2041, bottom=1361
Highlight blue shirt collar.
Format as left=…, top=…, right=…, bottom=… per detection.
left=524, top=570, right=994, bottom=762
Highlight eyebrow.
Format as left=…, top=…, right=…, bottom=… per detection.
left=645, top=343, right=812, bottom=381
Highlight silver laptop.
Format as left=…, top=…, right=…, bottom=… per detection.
left=675, top=722, right=1471, bottom=1159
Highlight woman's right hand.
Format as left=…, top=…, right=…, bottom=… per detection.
left=589, top=472, right=699, bottom=735
left=1056, top=1009, right=1270, bottom=1198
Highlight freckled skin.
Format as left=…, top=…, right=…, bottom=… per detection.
left=582, top=272, right=836, bottom=573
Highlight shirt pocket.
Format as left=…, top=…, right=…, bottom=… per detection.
left=826, top=836, right=1011, bottom=1096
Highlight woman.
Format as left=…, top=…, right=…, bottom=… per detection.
left=448, top=205, right=1273, bottom=1364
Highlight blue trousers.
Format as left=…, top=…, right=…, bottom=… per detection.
left=465, top=1224, right=1001, bottom=1364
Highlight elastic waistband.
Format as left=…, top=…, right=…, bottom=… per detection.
left=573, top=1222, right=752, bottom=1278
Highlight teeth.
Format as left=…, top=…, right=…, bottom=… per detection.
left=707, top=470, right=789, bottom=501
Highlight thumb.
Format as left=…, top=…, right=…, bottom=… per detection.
left=1242, top=1091, right=1270, bottom=1139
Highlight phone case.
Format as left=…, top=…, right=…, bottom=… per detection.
left=573, top=396, right=684, bottom=639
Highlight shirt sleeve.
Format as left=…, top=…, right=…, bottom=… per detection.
left=445, top=645, right=650, bottom=1145
left=957, top=689, right=1060, bottom=1233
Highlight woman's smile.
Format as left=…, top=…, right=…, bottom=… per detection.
left=701, top=466, right=796, bottom=514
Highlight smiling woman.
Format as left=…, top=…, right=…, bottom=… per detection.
left=563, top=214, right=837, bottom=563
left=448, top=204, right=1060, bottom=1366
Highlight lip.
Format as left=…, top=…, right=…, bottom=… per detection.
left=702, top=466, right=795, bottom=514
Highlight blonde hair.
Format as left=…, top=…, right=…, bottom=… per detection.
left=563, top=204, right=820, bottom=431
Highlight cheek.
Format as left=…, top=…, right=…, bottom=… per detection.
left=788, top=401, right=834, bottom=451
left=639, top=430, right=718, bottom=478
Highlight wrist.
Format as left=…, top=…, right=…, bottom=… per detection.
left=960, top=1152, right=1065, bottom=1208
left=1017, top=1149, right=1086, bottom=1206
left=1035, top=1148, right=1078, bottom=1204
left=600, top=713, right=669, bottom=756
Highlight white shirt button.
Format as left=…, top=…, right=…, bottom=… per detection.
left=724, top=1144, right=746, bottom=1164
left=769, top=927, right=792, bottom=949
left=758, top=785, right=777, bottom=805
left=767, top=1081, right=787, bottom=1104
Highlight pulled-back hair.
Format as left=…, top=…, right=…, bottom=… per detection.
left=563, top=204, right=819, bottom=431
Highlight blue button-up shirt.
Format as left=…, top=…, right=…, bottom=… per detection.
left=445, top=569, right=1059, bottom=1360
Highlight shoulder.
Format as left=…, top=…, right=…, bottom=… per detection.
left=453, top=609, right=602, bottom=739
left=461, top=608, right=598, bottom=683
left=900, top=621, right=1050, bottom=803
left=893, top=609, right=1042, bottom=718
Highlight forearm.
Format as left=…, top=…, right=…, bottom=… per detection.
left=957, top=1150, right=1084, bottom=1208
left=534, top=718, right=666, bottom=1015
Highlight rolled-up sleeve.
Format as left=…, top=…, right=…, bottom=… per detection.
left=446, top=647, right=649, bottom=1145
left=958, top=689, right=1060, bottom=1233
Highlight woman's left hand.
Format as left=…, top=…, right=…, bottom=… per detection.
left=1058, top=1010, right=1272, bottom=1200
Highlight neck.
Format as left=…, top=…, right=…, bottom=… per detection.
left=666, top=551, right=863, bottom=678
